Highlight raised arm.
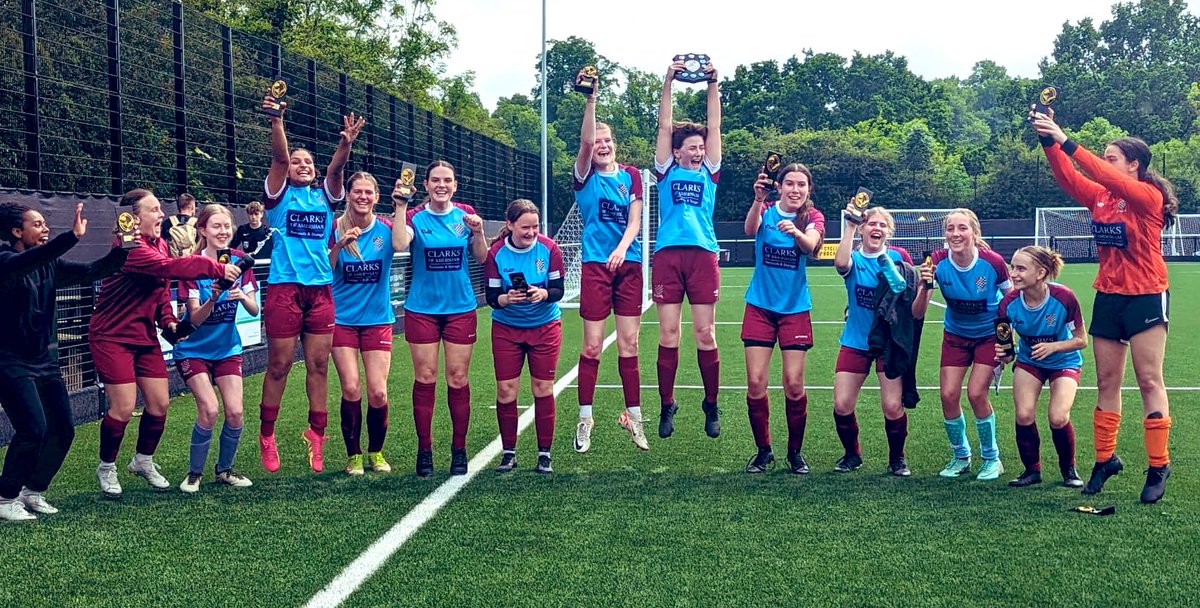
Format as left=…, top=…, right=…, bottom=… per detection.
left=834, top=210, right=856, bottom=275
left=575, top=71, right=598, bottom=180
left=0, top=202, right=87, bottom=283
left=654, top=62, right=683, bottom=168
left=391, top=196, right=412, bottom=252
left=326, top=112, right=365, bottom=201
left=744, top=172, right=772, bottom=236
left=704, top=63, right=722, bottom=165
left=123, top=242, right=230, bottom=281
left=57, top=246, right=129, bottom=288
left=265, top=109, right=291, bottom=199
left=463, top=212, right=488, bottom=263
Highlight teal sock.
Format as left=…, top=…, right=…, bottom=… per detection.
left=217, top=423, right=243, bottom=472
left=976, top=413, right=999, bottom=460
left=943, top=415, right=971, bottom=459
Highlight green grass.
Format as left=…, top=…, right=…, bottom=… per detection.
left=3, top=263, right=1198, bottom=607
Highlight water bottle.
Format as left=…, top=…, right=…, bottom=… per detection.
left=877, top=254, right=906, bottom=294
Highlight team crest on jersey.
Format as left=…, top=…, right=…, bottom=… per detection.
left=617, top=183, right=628, bottom=199
left=975, top=276, right=987, bottom=291
left=536, top=258, right=546, bottom=274
left=1117, top=200, right=1127, bottom=212
left=452, top=223, right=467, bottom=237
left=1045, top=313, right=1057, bottom=326
left=373, top=236, right=384, bottom=249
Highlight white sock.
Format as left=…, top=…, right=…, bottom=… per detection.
left=133, top=453, right=152, bottom=465
left=99, top=461, right=115, bottom=469
left=626, top=406, right=642, bottom=419
left=579, top=405, right=593, bottom=418
left=538, top=450, right=551, bottom=458
left=503, top=449, right=515, bottom=455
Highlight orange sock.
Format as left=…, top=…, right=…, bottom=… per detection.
left=1093, top=408, right=1121, bottom=462
left=1144, top=415, right=1172, bottom=467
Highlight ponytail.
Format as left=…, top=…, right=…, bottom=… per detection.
left=1109, top=137, right=1179, bottom=229
left=1015, top=245, right=1064, bottom=281
left=945, top=207, right=989, bottom=250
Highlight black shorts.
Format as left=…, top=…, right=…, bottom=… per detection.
left=1090, top=291, right=1169, bottom=342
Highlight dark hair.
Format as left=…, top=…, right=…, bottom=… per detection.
left=289, top=148, right=321, bottom=183
left=177, top=193, right=197, bottom=211
left=119, top=188, right=155, bottom=212
left=776, top=163, right=815, bottom=212
left=424, top=160, right=456, bottom=181
left=0, top=202, right=31, bottom=244
left=1108, top=137, right=1179, bottom=228
left=493, top=199, right=539, bottom=245
left=670, top=122, right=707, bottom=150
left=246, top=201, right=264, bottom=214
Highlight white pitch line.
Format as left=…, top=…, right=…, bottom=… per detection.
left=306, top=331, right=622, bottom=607
left=641, top=320, right=944, bottom=326
left=586, top=384, right=1200, bottom=392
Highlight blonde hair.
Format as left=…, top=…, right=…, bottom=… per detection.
left=944, top=208, right=989, bottom=250
left=195, top=203, right=234, bottom=253
left=859, top=206, right=895, bottom=238
left=336, top=171, right=379, bottom=259
left=1014, top=245, right=1064, bottom=281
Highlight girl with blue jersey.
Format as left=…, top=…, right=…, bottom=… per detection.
left=995, top=246, right=1086, bottom=488
left=175, top=204, right=259, bottom=493
left=572, top=69, right=648, bottom=454
left=653, top=58, right=724, bottom=440
left=741, top=164, right=825, bottom=474
left=485, top=200, right=566, bottom=474
left=833, top=206, right=929, bottom=477
left=393, top=161, right=488, bottom=477
left=330, top=172, right=395, bottom=476
left=921, top=209, right=1012, bottom=481
left=258, top=95, right=365, bottom=474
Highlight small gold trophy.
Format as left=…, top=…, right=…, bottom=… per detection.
left=116, top=211, right=139, bottom=249
left=260, top=79, right=288, bottom=117
left=995, top=316, right=1015, bottom=358
left=845, top=187, right=873, bottom=225
left=393, top=162, right=418, bottom=204
left=1030, top=85, right=1058, bottom=121
left=216, top=248, right=232, bottom=265
left=574, top=66, right=598, bottom=95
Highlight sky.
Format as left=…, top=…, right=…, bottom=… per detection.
left=437, top=0, right=1193, bottom=111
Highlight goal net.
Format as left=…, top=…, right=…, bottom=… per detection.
left=841, top=208, right=955, bottom=259
left=1035, top=207, right=1200, bottom=259
left=553, top=169, right=656, bottom=309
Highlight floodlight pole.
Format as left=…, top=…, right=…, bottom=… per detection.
left=540, top=0, right=549, bottom=233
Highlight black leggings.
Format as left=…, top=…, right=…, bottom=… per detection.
left=0, top=373, right=75, bottom=498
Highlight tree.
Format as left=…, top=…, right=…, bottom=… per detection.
left=532, top=37, right=617, bottom=124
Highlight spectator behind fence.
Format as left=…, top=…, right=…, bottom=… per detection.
left=234, top=201, right=273, bottom=260
left=162, top=193, right=199, bottom=257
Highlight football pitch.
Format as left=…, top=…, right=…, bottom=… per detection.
left=2, top=264, right=1197, bottom=607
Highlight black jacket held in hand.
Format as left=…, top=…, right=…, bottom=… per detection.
left=866, top=259, right=925, bottom=409
left=0, top=232, right=129, bottom=378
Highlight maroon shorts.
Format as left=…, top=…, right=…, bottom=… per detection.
left=90, top=339, right=168, bottom=385
left=941, top=332, right=998, bottom=368
left=263, top=283, right=335, bottom=339
left=404, top=310, right=477, bottom=345
left=491, top=320, right=562, bottom=381
left=835, top=346, right=886, bottom=375
left=1015, top=361, right=1082, bottom=384
left=333, top=324, right=394, bottom=352
left=740, top=304, right=813, bottom=351
left=175, top=355, right=243, bottom=382
left=580, top=261, right=643, bottom=321
left=651, top=247, right=720, bottom=305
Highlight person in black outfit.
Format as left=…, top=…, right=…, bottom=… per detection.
left=233, top=201, right=272, bottom=259
left=0, top=201, right=129, bottom=521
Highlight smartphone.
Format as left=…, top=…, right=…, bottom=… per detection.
left=509, top=271, right=530, bottom=294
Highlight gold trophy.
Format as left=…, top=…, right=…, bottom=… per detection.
left=574, top=66, right=598, bottom=95
left=845, top=187, right=873, bottom=225
left=995, top=316, right=1016, bottom=358
left=260, top=79, right=288, bottom=117
left=393, top=162, right=418, bottom=204
left=116, top=211, right=139, bottom=249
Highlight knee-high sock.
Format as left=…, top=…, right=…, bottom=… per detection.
left=307, top=410, right=327, bottom=436
left=366, top=404, right=389, bottom=453
left=340, top=398, right=363, bottom=456
left=697, top=349, right=720, bottom=404
left=1015, top=423, right=1041, bottom=471
left=98, top=414, right=129, bottom=463
left=188, top=423, right=213, bottom=474
left=413, top=381, right=436, bottom=451
left=656, top=346, right=679, bottom=406
left=1050, top=423, right=1076, bottom=470
left=259, top=403, right=280, bottom=437
left=447, top=384, right=471, bottom=451
left=135, top=412, right=167, bottom=456
left=884, top=414, right=908, bottom=461
left=1144, top=414, right=1171, bottom=467
left=577, top=355, right=599, bottom=407
left=534, top=394, right=556, bottom=452
left=976, top=412, right=998, bottom=460
left=496, top=400, right=518, bottom=451
left=834, top=412, right=861, bottom=457
left=943, top=415, right=971, bottom=459
left=216, top=423, right=242, bottom=472
left=1093, top=408, right=1121, bottom=462
left=618, top=356, right=641, bottom=408
left=747, top=395, right=771, bottom=448
left=785, top=395, right=808, bottom=451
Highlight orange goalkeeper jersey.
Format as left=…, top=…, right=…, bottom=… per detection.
left=1043, top=141, right=1169, bottom=296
